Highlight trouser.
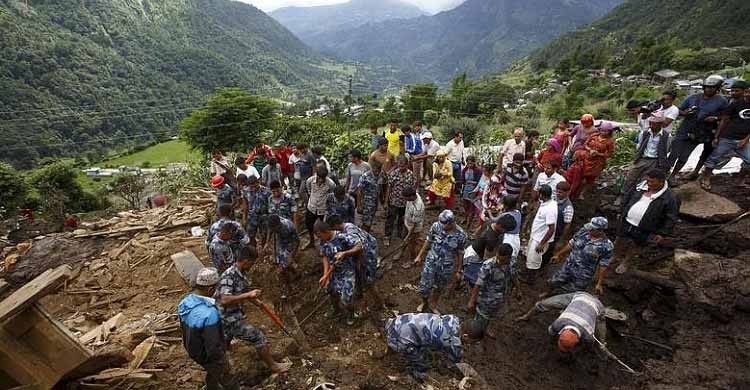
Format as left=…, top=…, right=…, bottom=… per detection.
left=705, top=138, right=750, bottom=169
left=412, top=160, right=424, bottom=185
left=305, top=210, right=325, bottom=236
left=424, top=157, right=434, bottom=181
left=667, top=138, right=713, bottom=174
left=541, top=239, right=559, bottom=269
left=385, top=205, right=406, bottom=239
left=623, top=158, right=660, bottom=194
left=426, top=189, right=455, bottom=209
left=451, top=161, right=462, bottom=191
left=202, top=358, right=239, bottom=390
left=402, top=346, right=431, bottom=380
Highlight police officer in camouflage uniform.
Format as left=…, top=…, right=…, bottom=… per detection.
left=206, top=204, right=250, bottom=259
left=215, top=247, right=291, bottom=374
left=267, top=180, right=298, bottom=224
left=467, top=243, right=515, bottom=339
left=546, top=217, right=614, bottom=296
left=356, top=160, right=385, bottom=232
left=385, top=313, right=481, bottom=382
left=241, top=176, right=271, bottom=246
left=413, top=210, right=467, bottom=314
left=325, top=215, right=379, bottom=294
left=265, top=215, right=300, bottom=286
left=209, top=223, right=236, bottom=273
left=212, top=175, right=235, bottom=213
left=315, top=220, right=364, bottom=325
left=326, top=185, right=356, bottom=224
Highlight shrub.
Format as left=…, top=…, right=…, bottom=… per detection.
left=0, top=162, right=29, bottom=218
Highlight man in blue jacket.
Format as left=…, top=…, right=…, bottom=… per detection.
left=178, top=267, right=239, bottom=390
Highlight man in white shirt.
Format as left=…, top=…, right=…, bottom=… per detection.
left=235, top=157, right=260, bottom=179
left=498, top=128, right=526, bottom=168
left=402, top=187, right=426, bottom=266
left=416, top=132, right=441, bottom=183
left=533, top=159, right=567, bottom=202
left=658, top=91, right=680, bottom=135
left=527, top=185, right=557, bottom=280
left=444, top=131, right=465, bottom=191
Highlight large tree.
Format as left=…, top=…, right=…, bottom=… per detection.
left=402, top=83, right=439, bottom=123
left=0, top=162, right=29, bottom=217
left=180, top=88, right=278, bottom=154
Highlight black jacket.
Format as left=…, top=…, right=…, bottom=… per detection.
left=634, top=129, right=670, bottom=169
left=622, top=185, right=680, bottom=236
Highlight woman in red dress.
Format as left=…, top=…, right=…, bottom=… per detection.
left=578, top=122, right=615, bottom=199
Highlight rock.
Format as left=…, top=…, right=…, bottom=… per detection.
left=672, top=181, right=741, bottom=222
left=673, top=249, right=750, bottom=316
left=735, top=296, right=750, bottom=313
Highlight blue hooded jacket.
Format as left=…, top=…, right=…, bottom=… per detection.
left=178, top=293, right=226, bottom=366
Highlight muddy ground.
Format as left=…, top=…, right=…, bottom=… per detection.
left=3, top=170, right=750, bottom=390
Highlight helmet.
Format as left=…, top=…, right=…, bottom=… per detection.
left=702, top=75, right=725, bottom=88
left=438, top=210, right=455, bottom=224
left=558, top=328, right=580, bottom=352
left=211, top=175, right=225, bottom=188
left=195, top=267, right=220, bottom=287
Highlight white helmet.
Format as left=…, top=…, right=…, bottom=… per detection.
left=196, top=267, right=220, bottom=287
left=702, top=75, right=725, bottom=88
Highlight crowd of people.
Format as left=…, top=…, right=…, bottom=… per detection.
left=179, top=75, right=750, bottom=388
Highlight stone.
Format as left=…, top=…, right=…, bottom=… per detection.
left=673, top=249, right=750, bottom=316
left=672, top=181, right=741, bottom=222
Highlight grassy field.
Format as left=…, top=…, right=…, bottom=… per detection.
left=101, top=140, right=200, bottom=168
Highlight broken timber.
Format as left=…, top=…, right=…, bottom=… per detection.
left=171, top=250, right=205, bottom=287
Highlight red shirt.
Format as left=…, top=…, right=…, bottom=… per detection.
left=274, top=147, right=293, bottom=175
left=245, top=145, right=273, bottom=165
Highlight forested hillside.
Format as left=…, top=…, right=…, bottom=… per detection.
left=0, top=0, right=346, bottom=169
left=270, top=0, right=426, bottom=44
left=309, top=0, right=622, bottom=83
left=529, top=0, right=750, bottom=74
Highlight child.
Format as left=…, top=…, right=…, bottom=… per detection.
left=460, top=156, right=483, bottom=229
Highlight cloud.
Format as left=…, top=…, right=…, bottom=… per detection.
left=237, top=0, right=465, bottom=14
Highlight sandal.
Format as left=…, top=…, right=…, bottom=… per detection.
left=699, top=178, right=712, bottom=191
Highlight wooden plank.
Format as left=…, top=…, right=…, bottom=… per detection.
left=79, top=313, right=125, bottom=345
left=170, top=250, right=205, bottom=286
left=0, top=279, right=9, bottom=295
left=0, top=324, right=59, bottom=387
left=0, top=265, right=72, bottom=323
left=128, top=336, right=156, bottom=370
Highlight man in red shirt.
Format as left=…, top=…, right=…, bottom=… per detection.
left=272, top=139, right=294, bottom=189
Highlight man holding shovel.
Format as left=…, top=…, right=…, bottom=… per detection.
left=315, top=220, right=364, bottom=325
left=265, top=215, right=300, bottom=288
left=215, top=247, right=292, bottom=374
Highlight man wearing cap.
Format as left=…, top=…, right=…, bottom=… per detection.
left=265, top=215, right=300, bottom=286
left=385, top=313, right=481, bottom=382
left=178, top=267, right=239, bottom=390
left=215, top=247, right=292, bottom=374
left=668, top=76, right=729, bottom=184
left=413, top=210, right=467, bottom=314
left=467, top=243, right=515, bottom=338
left=206, top=204, right=249, bottom=255
left=702, top=80, right=750, bottom=190
left=416, top=131, right=441, bottom=183
left=315, top=220, right=364, bottom=325
left=516, top=292, right=607, bottom=357
left=623, top=113, right=671, bottom=194
left=212, top=175, right=235, bottom=212
left=499, top=128, right=526, bottom=169
left=240, top=176, right=271, bottom=247
left=545, top=217, right=614, bottom=297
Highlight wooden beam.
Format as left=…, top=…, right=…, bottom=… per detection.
left=0, top=265, right=72, bottom=323
left=79, top=313, right=125, bottom=345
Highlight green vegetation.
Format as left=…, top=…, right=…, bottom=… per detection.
left=0, top=162, right=28, bottom=217
left=28, top=161, right=108, bottom=225
left=101, top=140, right=199, bottom=168
left=0, top=0, right=355, bottom=169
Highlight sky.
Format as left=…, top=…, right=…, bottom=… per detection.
left=238, top=0, right=465, bottom=14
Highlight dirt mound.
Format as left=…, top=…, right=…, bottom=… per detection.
left=4, top=235, right=101, bottom=286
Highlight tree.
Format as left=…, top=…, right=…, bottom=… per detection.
left=0, top=162, right=29, bottom=217
left=29, top=161, right=102, bottom=224
left=109, top=174, right=147, bottom=210
left=402, top=83, right=439, bottom=123
left=180, top=88, right=277, bottom=154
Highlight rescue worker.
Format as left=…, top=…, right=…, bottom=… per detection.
left=357, top=160, right=385, bottom=232
left=215, top=247, right=292, bottom=374
left=267, top=180, right=299, bottom=225
left=208, top=223, right=236, bottom=273
left=467, top=243, right=515, bottom=339
left=265, top=215, right=300, bottom=287
left=241, top=176, right=271, bottom=247
left=178, top=267, right=238, bottom=390
left=326, top=185, right=356, bottom=224
left=413, top=210, right=467, bottom=315
left=206, top=204, right=249, bottom=259
left=315, top=220, right=364, bottom=325
left=212, top=175, right=235, bottom=212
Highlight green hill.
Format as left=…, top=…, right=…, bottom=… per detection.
left=528, top=0, right=750, bottom=74
left=0, top=0, right=349, bottom=169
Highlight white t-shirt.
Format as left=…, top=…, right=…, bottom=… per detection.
left=531, top=200, right=558, bottom=243
left=289, top=154, right=301, bottom=180
left=236, top=165, right=260, bottom=179
left=658, top=105, right=680, bottom=134
left=501, top=139, right=526, bottom=167
left=534, top=172, right=568, bottom=201
left=404, top=193, right=426, bottom=233
left=445, top=140, right=465, bottom=163
left=626, top=184, right=668, bottom=227
left=425, top=140, right=441, bottom=156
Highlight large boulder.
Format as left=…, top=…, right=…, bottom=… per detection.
left=672, top=181, right=741, bottom=222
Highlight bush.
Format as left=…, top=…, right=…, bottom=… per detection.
left=436, top=116, right=486, bottom=145
left=29, top=160, right=104, bottom=223
left=0, top=162, right=29, bottom=218
left=108, top=174, right=147, bottom=210
left=140, top=161, right=152, bottom=168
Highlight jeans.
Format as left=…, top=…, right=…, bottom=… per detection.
left=385, top=205, right=406, bottom=239
left=705, top=138, right=750, bottom=169
left=667, top=138, right=713, bottom=173
left=451, top=161, right=462, bottom=190
left=203, top=358, right=239, bottom=390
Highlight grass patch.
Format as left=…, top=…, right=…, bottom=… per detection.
left=101, top=140, right=200, bottom=168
